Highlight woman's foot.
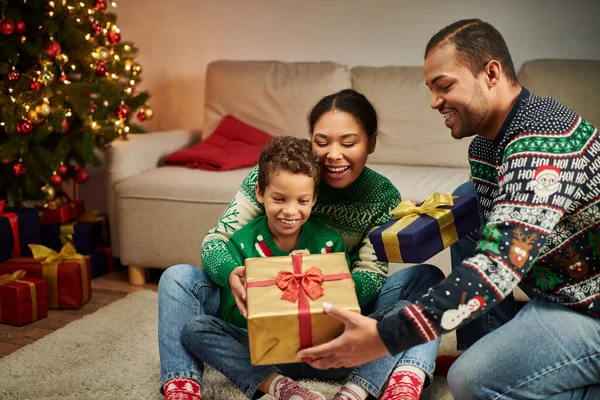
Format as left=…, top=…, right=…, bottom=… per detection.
left=163, top=378, right=202, bottom=400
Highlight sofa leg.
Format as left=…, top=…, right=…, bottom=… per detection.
left=128, top=265, right=146, bottom=286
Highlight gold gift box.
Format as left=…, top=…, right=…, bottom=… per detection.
left=246, top=252, right=360, bottom=366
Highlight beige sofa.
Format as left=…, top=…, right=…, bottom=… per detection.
left=106, top=59, right=600, bottom=291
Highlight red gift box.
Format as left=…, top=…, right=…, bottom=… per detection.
left=0, top=244, right=91, bottom=309
left=0, top=270, right=48, bottom=326
left=39, top=199, right=85, bottom=225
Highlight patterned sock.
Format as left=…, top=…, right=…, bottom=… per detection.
left=333, top=382, right=369, bottom=400
left=379, top=366, right=425, bottom=400
left=163, top=378, right=202, bottom=400
left=269, top=375, right=326, bottom=400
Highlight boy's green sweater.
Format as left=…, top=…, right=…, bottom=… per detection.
left=221, top=215, right=348, bottom=328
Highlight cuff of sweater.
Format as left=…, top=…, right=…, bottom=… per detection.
left=352, top=271, right=385, bottom=308
left=376, top=304, right=437, bottom=355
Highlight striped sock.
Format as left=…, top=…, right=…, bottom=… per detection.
left=163, top=378, right=202, bottom=400
left=333, top=382, right=369, bottom=400
left=269, top=375, right=326, bottom=400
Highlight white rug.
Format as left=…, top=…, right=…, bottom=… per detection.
left=0, top=290, right=453, bottom=399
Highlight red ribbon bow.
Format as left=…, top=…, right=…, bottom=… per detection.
left=276, top=266, right=324, bottom=303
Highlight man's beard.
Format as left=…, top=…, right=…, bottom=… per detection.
left=451, top=83, right=489, bottom=139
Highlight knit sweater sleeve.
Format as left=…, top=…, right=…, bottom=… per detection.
left=201, top=166, right=264, bottom=287
left=377, top=136, right=584, bottom=354
left=351, top=182, right=401, bottom=307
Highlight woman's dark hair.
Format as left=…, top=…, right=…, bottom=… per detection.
left=308, top=89, right=378, bottom=137
left=425, top=18, right=518, bottom=85
left=257, top=136, right=320, bottom=196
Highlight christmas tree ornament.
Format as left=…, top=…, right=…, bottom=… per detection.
left=59, top=73, right=67, bottom=82
left=36, top=103, right=52, bottom=117
left=15, top=20, right=26, bottom=34
left=74, top=168, right=89, bottom=184
left=124, top=59, right=134, bottom=71
left=42, top=184, right=56, bottom=201
left=115, top=103, right=131, bottom=119
left=93, top=0, right=107, bottom=12
left=143, top=106, right=154, bottom=119
left=45, top=40, right=62, bottom=58
left=12, top=163, right=27, bottom=177
left=60, top=119, right=70, bottom=133
left=89, top=104, right=98, bottom=113
left=95, top=63, right=107, bottom=76
left=1, top=19, right=15, bottom=35
left=50, top=173, right=62, bottom=186
left=8, top=69, right=20, bottom=81
left=108, top=30, right=121, bottom=45
left=73, top=165, right=81, bottom=174
left=56, top=164, right=68, bottom=176
left=92, top=22, right=103, bottom=36
left=136, top=110, right=147, bottom=121
left=28, top=110, right=44, bottom=124
left=96, top=46, right=110, bottom=60
left=30, top=81, right=43, bottom=91
left=16, top=119, right=34, bottom=135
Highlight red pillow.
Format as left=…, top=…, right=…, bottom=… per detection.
left=165, top=116, right=274, bottom=171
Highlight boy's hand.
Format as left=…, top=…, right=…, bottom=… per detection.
left=229, top=266, right=247, bottom=318
left=290, top=249, right=310, bottom=256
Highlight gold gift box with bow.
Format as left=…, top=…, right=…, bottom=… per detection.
left=245, top=252, right=360, bottom=366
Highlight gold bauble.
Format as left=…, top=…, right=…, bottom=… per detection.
left=28, top=110, right=44, bottom=124
left=96, top=46, right=110, bottom=61
left=144, top=107, right=154, bottom=119
left=36, top=103, right=51, bottom=117
left=44, top=185, right=56, bottom=200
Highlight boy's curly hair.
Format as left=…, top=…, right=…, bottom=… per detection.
left=257, top=136, right=320, bottom=196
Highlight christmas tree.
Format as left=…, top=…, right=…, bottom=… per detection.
left=0, top=0, right=152, bottom=204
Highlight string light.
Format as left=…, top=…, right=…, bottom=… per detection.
left=111, top=2, right=118, bottom=7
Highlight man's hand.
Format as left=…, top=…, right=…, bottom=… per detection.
left=297, top=302, right=390, bottom=369
left=229, top=266, right=247, bottom=318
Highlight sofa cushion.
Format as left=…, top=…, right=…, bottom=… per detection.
left=352, top=66, right=472, bottom=168
left=165, top=116, right=273, bottom=171
left=203, top=61, right=351, bottom=140
left=517, top=59, right=600, bottom=127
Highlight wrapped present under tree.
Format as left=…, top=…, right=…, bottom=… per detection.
left=0, top=200, right=41, bottom=262
left=0, top=270, right=47, bottom=326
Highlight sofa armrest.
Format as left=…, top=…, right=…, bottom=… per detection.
left=105, top=129, right=201, bottom=257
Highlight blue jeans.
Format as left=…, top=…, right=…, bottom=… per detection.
left=448, top=296, right=600, bottom=399
left=158, top=263, right=444, bottom=397
left=451, top=181, right=516, bottom=350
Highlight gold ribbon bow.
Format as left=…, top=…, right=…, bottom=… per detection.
left=78, top=211, right=105, bottom=224
left=383, top=192, right=459, bottom=262
left=0, top=270, right=37, bottom=322
left=28, top=243, right=88, bottom=308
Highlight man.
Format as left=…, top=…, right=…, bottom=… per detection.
left=298, top=19, right=600, bottom=399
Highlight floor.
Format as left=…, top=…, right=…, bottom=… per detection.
left=0, top=268, right=162, bottom=358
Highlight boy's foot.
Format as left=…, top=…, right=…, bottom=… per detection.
left=163, top=378, right=202, bottom=400
left=270, top=375, right=326, bottom=400
left=379, top=368, right=424, bottom=400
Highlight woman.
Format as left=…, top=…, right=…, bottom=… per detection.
left=158, top=89, right=445, bottom=400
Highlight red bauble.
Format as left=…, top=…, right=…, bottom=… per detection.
left=15, top=21, right=26, bottom=34
left=107, top=30, right=121, bottom=45
left=73, top=165, right=82, bottom=173
left=45, top=40, right=61, bottom=58
left=30, top=81, right=43, bottom=90
left=89, top=104, right=98, bottom=113
left=8, top=70, right=20, bottom=81
left=1, top=19, right=14, bottom=35
left=13, top=163, right=27, bottom=177
left=136, top=111, right=147, bottom=121
left=50, top=174, right=62, bottom=186
left=74, top=169, right=89, bottom=184
left=56, top=165, right=68, bottom=176
left=115, top=104, right=131, bottom=119
left=59, top=73, right=67, bottom=82
left=92, top=22, right=103, bottom=36
left=16, top=119, right=33, bottom=135
left=95, top=63, right=107, bottom=76
left=61, top=119, right=70, bottom=133
left=93, top=0, right=107, bottom=11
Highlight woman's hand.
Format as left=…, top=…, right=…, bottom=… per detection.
left=290, top=249, right=310, bottom=256
left=229, top=266, right=248, bottom=318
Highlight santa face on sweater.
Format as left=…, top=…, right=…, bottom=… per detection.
left=256, top=170, right=316, bottom=249
left=424, top=44, right=492, bottom=140
left=311, top=110, right=376, bottom=189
